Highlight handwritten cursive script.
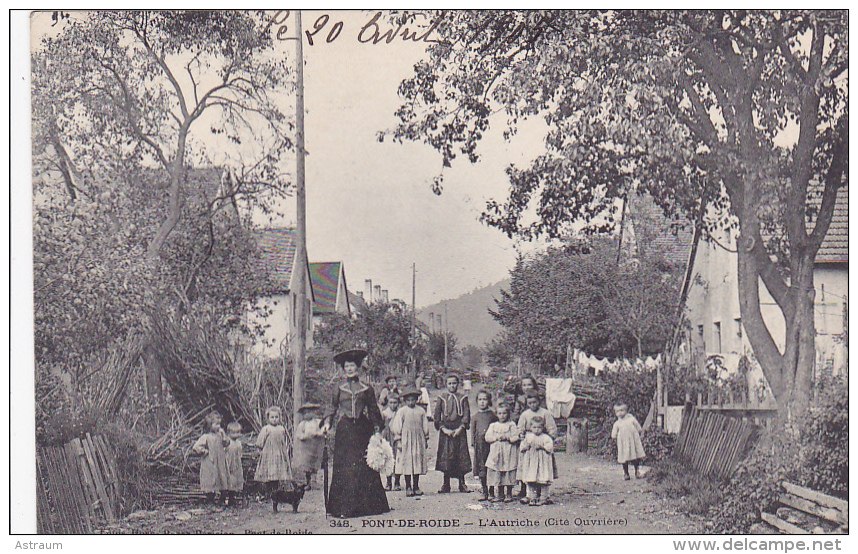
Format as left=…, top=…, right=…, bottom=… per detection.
left=265, top=10, right=447, bottom=46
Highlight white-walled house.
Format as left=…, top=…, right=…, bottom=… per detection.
left=683, top=187, right=848, bottom=386
left=249, top=227, right=315, bottom=359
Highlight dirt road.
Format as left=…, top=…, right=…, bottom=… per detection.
left=117, top=429, right=701, bottom=535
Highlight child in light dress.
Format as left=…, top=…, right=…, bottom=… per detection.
left=192, top=411, right=231, bottom=504
left=519, top=415, right=554, bottom=506
left=381, top=393, right=402, bottom=491
left=255, top=406, right=293, bottom=496
left=484, top=403, right=519, bottom=503
left=611, top=402, right=646, bottom=480
left=517, top=391, right=557, bottom=497
left=293, top=403, right=326, bottom=490
left=390, top=388, right=430, bottom=497
left=224, top=421, right=244, bottom=506
left=471, top=390, right=498, bottom=501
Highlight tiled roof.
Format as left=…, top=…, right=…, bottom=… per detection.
left=255, top=227, right=298, bottom=291
left=815, top=186, right=848, bottom=264
left=347, top=291, right=368, bottom=314
left=310, top=262, right=342, bottom=314
left=626, top=195, right=694, bottom=266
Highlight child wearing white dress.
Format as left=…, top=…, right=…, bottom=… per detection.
left=484, top=403, right=519, bottom=503
left=611, top=402, right=646, bottom=480
left=224, top=421, right=244, bottom=506
left=517, top=392, right=558, bottom=497
left=381, top=393, right=402, bottom=491
left=255, top=406, right=293, bottom=496
left=519, top=415, right=554, bottom=506
left=192, top=411, right=230, bottom=504
left=390, top=388, right=430, bottom=497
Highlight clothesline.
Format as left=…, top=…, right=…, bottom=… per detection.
left=567, top=347, right=662, bottom=376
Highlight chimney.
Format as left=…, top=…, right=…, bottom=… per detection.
left=436, top=314, right=442, bottom=333
left=364, top=279, right=372, bottom=304
left=429, top=312, right=434, bottom=332
left=374, top=285, right=381, bottom=303
left=381, top=290, right=389, bottom=303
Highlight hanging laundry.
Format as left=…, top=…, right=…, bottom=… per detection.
left=545, top=378, right=577, bottom=419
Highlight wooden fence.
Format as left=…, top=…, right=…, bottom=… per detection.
left=673, top=406, right=762, bottom=479
left=36, top=434, right=120, bottom=534
left=761, top=481, right=848, bottom=534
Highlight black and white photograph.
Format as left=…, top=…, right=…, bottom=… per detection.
left=10, top=8, right=850, bottom=542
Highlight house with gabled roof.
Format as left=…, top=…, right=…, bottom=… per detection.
left=309, top=262, right=352, bottom=325
left=249, top=227, right=315, bottom=358
left=683, top=186, right=848, bottom=380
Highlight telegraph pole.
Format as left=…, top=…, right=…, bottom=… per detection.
left=293, top=9, right=307, bottom=430
left=411, top=263, right=417, bottom=372
left=444, top=302, right=449, bottom=367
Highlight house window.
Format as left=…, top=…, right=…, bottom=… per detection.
left=735, top=318, right=742, bottom=340
left=697, top=324, right=705, bottom=351
left=714, top=321, right=722, bottom=353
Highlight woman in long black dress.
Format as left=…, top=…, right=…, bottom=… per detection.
left=323, top=349, right=390, bottom=518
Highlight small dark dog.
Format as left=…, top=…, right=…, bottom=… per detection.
left=272, top=484, right=305, bottom=513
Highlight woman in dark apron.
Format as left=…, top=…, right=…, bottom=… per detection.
left=323, top=349, right=390, bottom=518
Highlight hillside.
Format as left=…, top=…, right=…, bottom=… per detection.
left=418, top=279, right=509, bottom=348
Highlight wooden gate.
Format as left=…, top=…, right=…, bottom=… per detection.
left=36, top=433, right=120, bottom=534
left=673, top=406, right=762, bottom=479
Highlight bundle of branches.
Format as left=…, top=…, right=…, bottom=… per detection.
left=148, top=310, right=260, bottom=433
left=84, top=332, right=146, bottom=418
left=235, top=355, right=293, bottom=440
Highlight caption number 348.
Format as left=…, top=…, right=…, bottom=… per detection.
left=268, top=11, right=343, bottom=45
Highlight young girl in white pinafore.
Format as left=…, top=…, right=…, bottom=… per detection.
left=192, top=411, right=231, bottom=504
left=255, top=406, right=293, bottom=496
left=611, top=402, right=646, bottom=480
left=484, top=403, right=518, bottom=503
left=381, top=393, right=402, bottom=491
left=390, top=388, right=430, bottom=497
left=518, top=415, right=554, bottom=506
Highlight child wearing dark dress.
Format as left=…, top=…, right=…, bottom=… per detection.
left=470, top=390, right=498, bottom=501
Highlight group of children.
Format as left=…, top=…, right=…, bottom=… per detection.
left=194, top=375, right=646, bottom=510
left=469, top=390, right=557, bottom=506
left=192, top=403, right=327, bottom=507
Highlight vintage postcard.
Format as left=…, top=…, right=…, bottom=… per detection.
left=14, top=8, right=849, bottom=543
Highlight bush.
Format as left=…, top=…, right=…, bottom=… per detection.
left=707, top=376, right=847, bottom=533
left=649, top=457, right=725, bottom=515
left=641, top=426, right=676, bottom=464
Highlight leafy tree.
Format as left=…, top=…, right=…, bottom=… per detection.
left=386, top=10, right=847, bottom=415
left=491, top=239, right=680, bottom=368
left=427, top=331, right=458, bottom=367
left=315, top=302, right=423, bottom=376
left=460, top=344, right=484, bottom=369
left=32, top=11, right=294, bottom=404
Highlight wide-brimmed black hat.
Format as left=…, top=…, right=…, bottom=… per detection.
left=333, top=348, right=368, bottom=367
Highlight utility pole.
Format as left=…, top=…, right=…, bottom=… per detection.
left=412, top=263, right=417, bottom=371
left=444, top=302, right=449, bottom=367
left=292, top=9, right=307, bottom=431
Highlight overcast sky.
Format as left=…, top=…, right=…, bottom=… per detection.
left=30, top=10, right=550, bottom=307
left=289, top=11, right=547, bottom=307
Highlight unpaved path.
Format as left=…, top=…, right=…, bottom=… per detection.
left=116, top=433, right=701, bottom=535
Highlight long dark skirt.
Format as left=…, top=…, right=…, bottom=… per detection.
left=327, top=415, right=390, bottom=518
left=435, top=431, right=472, bottom=476
left=473, top=437, right=490, bottom=479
